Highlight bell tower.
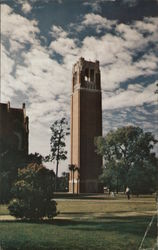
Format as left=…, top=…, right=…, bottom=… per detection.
left=69, top=57, right=102, bottom=193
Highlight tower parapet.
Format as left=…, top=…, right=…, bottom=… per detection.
left=72, top=57, right=101, bottom=92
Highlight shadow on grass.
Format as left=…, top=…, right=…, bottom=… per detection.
left=0, top=215, right=156, bottom=238
left=60, top=210, right=138, bottom=215
left=54, top=193, right=118, bottom=200
left=54, top=193, right=155, bottom=200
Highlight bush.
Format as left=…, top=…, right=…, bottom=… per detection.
left=8, top=163, right=57, bottom=220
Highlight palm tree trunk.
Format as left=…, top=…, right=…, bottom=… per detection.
left=72, top=170, right=74, bottom=194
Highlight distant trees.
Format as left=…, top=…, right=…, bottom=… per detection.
left=8, top=163, right=57, bottom=220
left=57, top=172, right=69, bottom=192
left=45, top=118, right=70, bottom=191
left=95, top=126, right=158, bottom=194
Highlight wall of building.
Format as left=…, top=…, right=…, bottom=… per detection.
left=80, top=89, right=102, bottom=193
left=0, top=102, right=29, bottom=156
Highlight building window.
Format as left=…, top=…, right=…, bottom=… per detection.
left=90, top=69, right=94, bottom=82
left=73, top=72, right=77, bottom=85
left=85, top=68, right=89, bottom=81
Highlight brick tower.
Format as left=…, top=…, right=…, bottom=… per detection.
left=69, top=57, right=102, bottom=193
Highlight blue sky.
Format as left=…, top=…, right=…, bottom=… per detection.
left=1, top=0, right=158, bottom=174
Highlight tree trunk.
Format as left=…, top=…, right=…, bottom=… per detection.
left=72, top=170, right=74, bottom=194
left=55, top=132, right=61, bottom=192
left=116, top=175, right=118, bottom=194
left=55, top=159, right=59, bottom=192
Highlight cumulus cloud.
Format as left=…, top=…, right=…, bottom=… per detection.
left=50, top=14, right=158, bottom=91
left=1, top=3, right=40, bottom=102
left=50, top=25, right=67, bottom=39
left=1, top=3, right=158, bottom=169
left=21, top=2, right=32, bottom=14
left=81, top=13, right=117, bottom=32
left=1, top=4, right=71, bottom=160
left=76, top=14, right=158, bottom=90
left=1, top=4, right=39, bottom=47
left=83, top=0, right=116, bottom=12
left=50, top=37, right=77, bottom=58
left=49, top=25, right=80, bottom=69
left=1, top=44, right=15, bottom=100
left=102, top=83, right=156, bottom=110
left=83, top=0, right=147, bottom=13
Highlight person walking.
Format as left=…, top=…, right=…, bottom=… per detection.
left=125, top=186, right=131, bottom=200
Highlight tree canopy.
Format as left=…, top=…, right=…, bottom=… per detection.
left=8, top=163, right=57, bottom=220
left=0, top=138, right=27, bottom=203
left=95, top=126, right=158, bottom=194
left=0, top=138, right=43, bottom=204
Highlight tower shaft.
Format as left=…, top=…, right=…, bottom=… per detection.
left=69, top=58, right=102, bottom=193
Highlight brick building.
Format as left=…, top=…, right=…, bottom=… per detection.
left=0, top=102, right=29, bottom=156
left=69, top=58, right=102, bottom=193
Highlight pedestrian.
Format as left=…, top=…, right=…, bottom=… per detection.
left=110, top=191, right=115, bottom=197
left=125, top=186, right=131, bottom=200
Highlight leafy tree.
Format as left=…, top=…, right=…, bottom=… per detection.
left=45, top=118, right=70, bottom=191
left=0, top=138, right=27, bottom=203
left=155, top=83, right=158, bottom=200
left=127, top=158, right=158, bottom=194
left=8, top=163, right=57, bottom=220
left=99, top=161, right=125, bottom=193
left=95, top=126, right=157, bottom=194
left=27, top=152, right=43, bottom=165
left=0, top=137, right=43, bottom=203
left=0, top=172, right=11, bottom=203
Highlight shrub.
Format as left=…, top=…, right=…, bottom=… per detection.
left=8, top=163, right=57, bottom=220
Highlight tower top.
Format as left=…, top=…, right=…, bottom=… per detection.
left=72, top=58, right=101, bottom=92
left=73, top=57, right=100, bottom=73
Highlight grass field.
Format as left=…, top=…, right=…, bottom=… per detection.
left=0, top=194, right=157, bottom=250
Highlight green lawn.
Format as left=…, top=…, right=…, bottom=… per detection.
left=0, top=205, right=9, bottom=216
left=0, top=195, right=157, bottom=250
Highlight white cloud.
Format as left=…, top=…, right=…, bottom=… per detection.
left=135, top=53, right=158, bottom=73
left=83, top=0, right=116, bottom=12
left=1, top=3, right=40, bottom=103
left=1, top=4, right=39, bottom=48
left=50, top=25, right=67, bottom=39
left=50, top=37, right=77, bottom=57
left=1, top=43, right=15, bottom=100
left=83, top=1, right=102, bottom=12
left=1, top=4, right=158, bottom=171
left=49, top=25, right=79, bottom=61
left=102, top=83, right=156, bottom=110
left=49, top=15, right=158, bottom=92
left=21, top=2, right=32, bottom=14
left=116, top=23, right=144, bottom=47
left=1, top=5, right=73, bottom=169
left=82, top=13, right=117, bottom=32
left=134, top=17, right=158, bottom=33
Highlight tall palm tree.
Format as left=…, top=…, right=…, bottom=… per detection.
left=69, top=164, right=80, bottom=194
